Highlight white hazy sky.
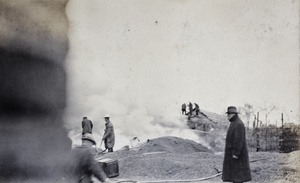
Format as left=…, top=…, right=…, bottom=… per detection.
left=64, top=0, right=299, bottom=147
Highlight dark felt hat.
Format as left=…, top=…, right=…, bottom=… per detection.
left=225, top=106, right=238, bottom=114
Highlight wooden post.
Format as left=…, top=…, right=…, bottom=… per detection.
left=257, top=112, right=259, bottom=127
left=256, top=128, right=260, bottom=152
left=256, top=112, right=260, bottom=151
left=281, top=113, right=284, bottom=128
left=279, top=113, right=284, bottom=152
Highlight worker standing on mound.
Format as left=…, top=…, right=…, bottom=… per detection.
left=82, top=117, right=93, bottom=136
left=222, top=106, right=251, bottom=183
left=101, top=115, right=115, bottom=152
left=188, top=102, right=193, bottom=116
left=194, top=103, right=200, bottom=116
left=181, top=103, right=186, bottom=115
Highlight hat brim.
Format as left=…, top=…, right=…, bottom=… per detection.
left=225, top=112, right=238, bottom=114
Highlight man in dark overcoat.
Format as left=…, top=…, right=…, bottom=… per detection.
left=102, top=115, right=115, bottom=152
left=82, top=117, right=93, bottom=136
left=222, top=106, right=251, bottom=183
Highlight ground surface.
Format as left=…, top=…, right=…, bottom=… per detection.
left=95, top=136, right=300, bottom=183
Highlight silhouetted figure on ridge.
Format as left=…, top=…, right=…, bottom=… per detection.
left=194, top=103, right=200, bottom=116
left=188, top=102, right=193, bottom=116
left=181, top=103, right=186, bottom=115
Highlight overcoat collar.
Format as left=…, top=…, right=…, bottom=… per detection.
left=229, top=114, right=239, bottom=122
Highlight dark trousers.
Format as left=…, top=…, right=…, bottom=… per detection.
left=108, top=148, right=113, bottom=152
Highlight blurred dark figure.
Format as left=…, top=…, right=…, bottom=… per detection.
left=188, top=102, right=193, bottom=116
left=102, top=115, right=115, bottom=152
left=66, top=145, right=110, bottom=183
left=194, top=103, right=200, bottom=116
left=181, top=103, right=186, bottom=115
left=0, top=0, right=72, bottom=182
left=222, top=106, right=251, bottom=183
left=82, top=117, right=93, bottom=136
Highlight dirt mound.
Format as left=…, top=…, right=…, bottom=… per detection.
left=97, top=136, right=298, bottom=183
left=136, top=136, right=213, bottom=154
left=97, top=136, right=217, bottom=182
left=101, top=151, right=288, bottom=183
left=116, top=151, right=222, bottom=182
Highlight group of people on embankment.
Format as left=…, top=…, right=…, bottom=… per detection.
left=182, top=102, right=200, bottom=116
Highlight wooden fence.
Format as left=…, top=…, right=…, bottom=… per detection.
left=246, top=126, right=300, bottom=153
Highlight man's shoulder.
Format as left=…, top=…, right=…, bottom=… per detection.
left=106, top=121, right=113, bottom=128
left=235, top=117, right=245, bottom=127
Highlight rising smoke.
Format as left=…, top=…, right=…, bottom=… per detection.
left=64, top=0, right=299, bottom=150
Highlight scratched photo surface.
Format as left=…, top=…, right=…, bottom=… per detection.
left=0, top=0, right=299, bottom=183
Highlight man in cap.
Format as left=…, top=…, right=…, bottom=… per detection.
left=101, top=115, right=115, bottom=152
left=222, top=106, right=251, bottom=183
left=66, top=144, right=110, bottom=183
